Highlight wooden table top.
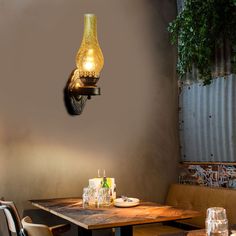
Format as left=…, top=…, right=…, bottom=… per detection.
left=30, top=198, right=201, bottom=230
left=187, top=230, right=206, bottom=236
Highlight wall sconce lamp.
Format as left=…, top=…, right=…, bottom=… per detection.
left=64, top=14, right=104, bottom=115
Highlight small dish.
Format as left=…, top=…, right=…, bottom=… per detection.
left=114, top=198, right=140, bottom=207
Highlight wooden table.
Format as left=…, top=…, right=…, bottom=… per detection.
left=187, top=229, right=206, bottom=236
left=30, top=198, right=201, bottom=236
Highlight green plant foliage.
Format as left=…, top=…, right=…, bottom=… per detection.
left=168, top=0, right=236, bottom=85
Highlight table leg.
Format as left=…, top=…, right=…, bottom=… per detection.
left=78, top=227, right=92, bottom=236
left=115, top=226, right=133, bottom=236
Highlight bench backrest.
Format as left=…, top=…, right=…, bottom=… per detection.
left=165, top=184, right=236, bottom=228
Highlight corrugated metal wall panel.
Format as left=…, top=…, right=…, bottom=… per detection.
left=179, top=75, right=236, bottom=162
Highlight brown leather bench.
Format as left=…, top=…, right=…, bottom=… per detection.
left=134, top=184, right=236, bottom=236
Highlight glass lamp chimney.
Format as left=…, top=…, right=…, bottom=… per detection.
left=76, top=14, right=104, bottom=86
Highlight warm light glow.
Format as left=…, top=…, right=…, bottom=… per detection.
left=83, top=61, right=95, bottom=71
left=76, top=14, right=104, bottom=78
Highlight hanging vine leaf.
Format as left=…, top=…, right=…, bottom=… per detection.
left=168, top=0, right=236, bottom=85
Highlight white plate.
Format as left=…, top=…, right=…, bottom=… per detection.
left=114, top=198, right=140, bottom=207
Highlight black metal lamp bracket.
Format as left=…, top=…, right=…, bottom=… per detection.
left=63, top=70, right=100, bottom=116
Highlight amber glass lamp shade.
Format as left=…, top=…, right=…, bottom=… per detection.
left=64, top=14, right=104, bottom=116
left=76, top=14, right=104, bottom=89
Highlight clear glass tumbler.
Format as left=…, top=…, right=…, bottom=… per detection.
left=83, top=187, right=97, bottom=207
left=82, top=187, right=90, bottom=208
left=205, top=207, right=228, bottom=236
left=97, top=188, right=110, bottom=207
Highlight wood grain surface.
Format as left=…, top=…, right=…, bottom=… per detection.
left=30, top=198, right=201, bottom=230
left=187, top=229, right=206, bottom=236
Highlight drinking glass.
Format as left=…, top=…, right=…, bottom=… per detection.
left=205, top=207, right=228, bottom=236
left=82, top=187, right=90, bottom=207
left=82, top=187, right=97, bottom=207
left=97, top=188, right=110, bottom=207
left=88, top=187, right=97, bottom=206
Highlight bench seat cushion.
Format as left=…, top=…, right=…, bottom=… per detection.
left=165, top=184, right=236, bottom=228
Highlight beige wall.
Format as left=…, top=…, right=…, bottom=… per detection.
left=0, top=0, right=178, bottom=233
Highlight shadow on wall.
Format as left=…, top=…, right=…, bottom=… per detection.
left=148, top=0, right=177, bottom=80
left=109, top=0, right=179, bottom=202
